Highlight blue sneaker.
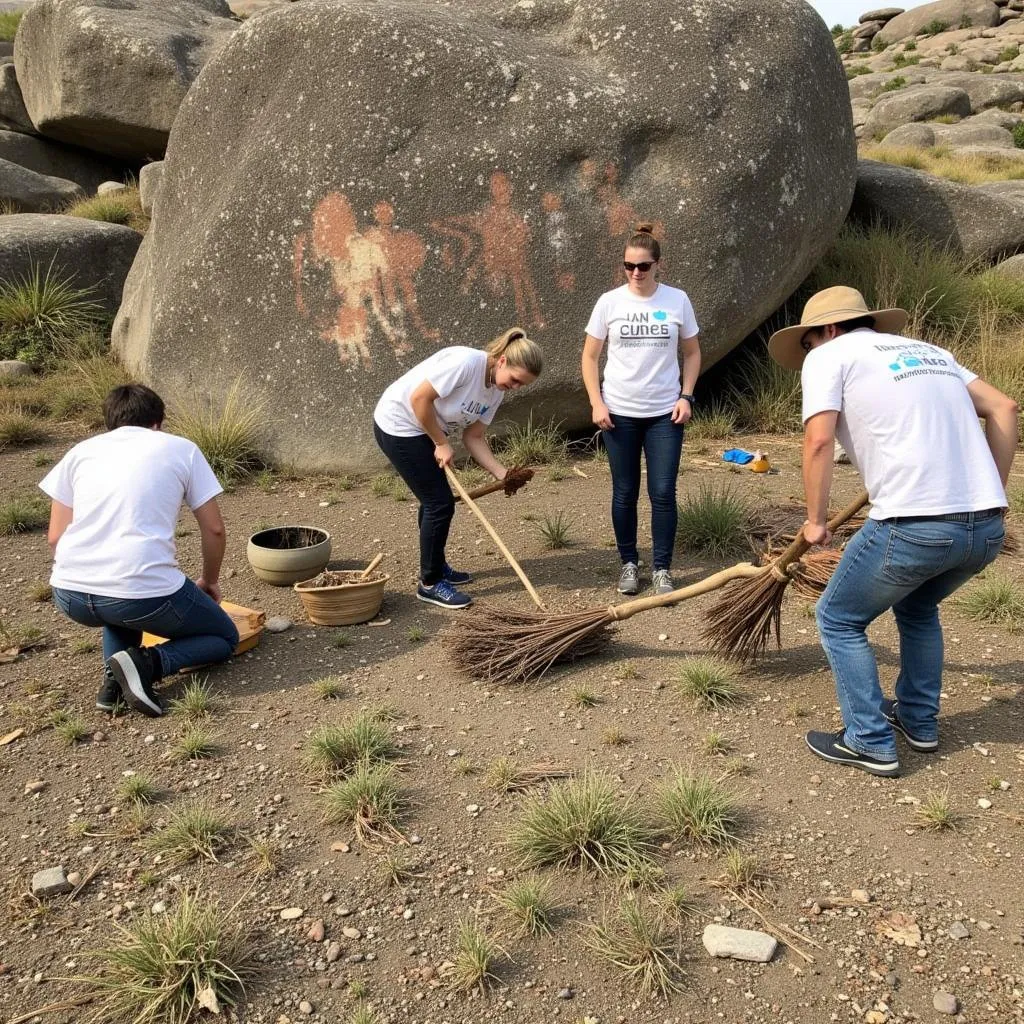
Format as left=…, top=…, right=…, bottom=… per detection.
left=442, top=564, right=473, bottom=585
left=416, top=579, right=472, bottom=609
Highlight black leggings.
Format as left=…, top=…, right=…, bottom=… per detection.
left=373, top=422, right=455, bottom=586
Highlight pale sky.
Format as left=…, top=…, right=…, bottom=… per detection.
left=809, top=0, right=929, bottom=30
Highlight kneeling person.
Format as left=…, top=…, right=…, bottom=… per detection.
left=40, top=384, right=239, bottom=717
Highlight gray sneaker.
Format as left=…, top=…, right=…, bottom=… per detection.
left=652, top=569, right=674, bottom=596
left=617, top=562, right=640, bottom=595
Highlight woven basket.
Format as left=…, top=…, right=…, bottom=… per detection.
left=294, top=571, right=388, bottom=626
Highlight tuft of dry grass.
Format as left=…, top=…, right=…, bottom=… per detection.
left=674, top=656, right=741, bottom=709
left=65, top=186, right=148, bottom=233
left=306, top=712, right=397, bottom=776
left=146, top=800, right=233, bottom=864
left=657, top=770, right=740, bottom=849
left=78, top=890, right=258, bottom=1024
left=861, top=143, right=1024, bottom=184
left=583, top=900, right=684, bottom=998
left=494, top=875, right=557, bottom=937
left=450, top=918, right=500, bottom=993
left=0, top=494, right=50, bottom=536
left=0, top=405, right=49, bottom=447
left=915, top=789, right=960, bottom=831
left=509, top=771, right=658, bottom=874
left=320, top=760, right=406, bottom=845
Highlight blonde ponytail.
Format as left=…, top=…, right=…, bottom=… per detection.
left=486, top=327, right=543, bottom=377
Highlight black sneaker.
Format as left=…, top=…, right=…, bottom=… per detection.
left=107, top=647, right=164, bottom=717
left=881, top=699, right=938, bottom=752
left=416, top=579, right=472, bottom=609
left=95, top=668, right=122, bottom=713
left=805, top=729, right=900, bottom=777
left=442, top=564, right=473, bottom=585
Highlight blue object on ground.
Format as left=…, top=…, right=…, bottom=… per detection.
left=722, top=448, right=755, bottom=465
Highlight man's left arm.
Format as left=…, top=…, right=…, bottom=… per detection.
left=47, top=500, right=73, bottom=550
left=803, top=411, right=839, bottom=544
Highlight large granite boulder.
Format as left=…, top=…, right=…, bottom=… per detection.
left=0, top=61, right=35, bottom=134
left=877, top=1, right=1001, bottom=45
left=0, top=157, right=82, bottom=211
left=113, top=0, right=857, bottom=473
left=14, top=0, right=239, bottom=161
left=0, top=131, right=125, bottom=192
left=0, top=215, right=142, bottom=314
left=863, top=84, right=972, bottom=139
left=851, top=159, right=1024, bottom=262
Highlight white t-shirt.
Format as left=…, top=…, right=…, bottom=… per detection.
left=373, top=346, right=504, bottom=438
left=801, top=330, right=1006, bottom=520
left=39, top=427, right=223, bottom=599
left=585, top=283, right=699, bottom=417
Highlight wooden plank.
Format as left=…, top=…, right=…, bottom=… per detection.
left=142, top=600, right=265, bottom=659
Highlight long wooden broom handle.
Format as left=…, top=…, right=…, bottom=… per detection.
left=607, top=489, right=871, bottom=623
left=444, top=466, right=546, bottom=610
left=774, top=488, right=870, bottom=572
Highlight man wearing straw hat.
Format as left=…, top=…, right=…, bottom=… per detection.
left=769, top=286, right=1018, bottom=777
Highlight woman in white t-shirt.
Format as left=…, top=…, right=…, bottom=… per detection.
left=582, top=223, right=702, bottom=597
left=373, top=329, right=543, bottom=609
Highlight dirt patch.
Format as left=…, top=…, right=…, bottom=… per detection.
left=1, top=430, right=1022, bottom=1023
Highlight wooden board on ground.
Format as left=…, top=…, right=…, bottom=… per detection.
left=142, top=601, right=265, bottom=659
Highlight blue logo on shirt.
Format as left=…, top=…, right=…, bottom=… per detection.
left=888, top=357, right=923, bottom=371
left=653, top=310, right=668, bottom=321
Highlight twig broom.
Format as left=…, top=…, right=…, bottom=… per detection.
left=701, top=490, right=869, bottom=660
left=444, top=490, right=869, bottom=684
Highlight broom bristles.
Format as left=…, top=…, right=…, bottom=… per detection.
left=444, top=605, right=613, bottom=683
left=700, top=570, right=788, bottom=661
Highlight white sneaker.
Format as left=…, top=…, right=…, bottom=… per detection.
left=652, top=569, right=674, bottom=596
left=617, top=562, right=640, bottom=595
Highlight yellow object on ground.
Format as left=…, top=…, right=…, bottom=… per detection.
left=750, top=452, right=771, bottom=473
left=142, top=601, right=265, bottom=659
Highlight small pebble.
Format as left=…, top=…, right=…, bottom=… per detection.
left=978, top=798, right=993, bottom=810
left=932, top=991, right=958, bottom=1015
left=948, top=921, right=970, bottom=940
left=24, top=780, right=47, bottom=795
left=280, top=907, right=304, bottom=920
left=151, top=900, right=166, bottom=914
left=342, top=926, right=362, bottom=940
left=298, top=1001, right=313, bottom=1016
left=307, top=920, right=325, bottom=942
left=265, top=617, right=293, bottom=634
left=556, top=987, right=574, bottom=1000
left=330, top=841, right=350, bottom=853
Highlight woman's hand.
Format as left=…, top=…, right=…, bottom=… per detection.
left=592, top=401, right=613, bottom=430
left=494, top=465, right=508, bottom=481
left=671, top=397, right=693, bottom=425
left=434, top=443, right=454, bottom=468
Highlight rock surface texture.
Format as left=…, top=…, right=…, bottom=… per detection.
left=0, top=156, right=82, bottom=211
left=14, top=0, right=239, bottom=161
left=0, top=214, right=143, bottom=313
left=702, top=924, right=778, bottom=963
left=114, top=0, right=856, bottom=472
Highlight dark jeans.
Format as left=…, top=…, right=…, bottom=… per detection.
left=52, top=578, right=239, bottom=677
left=374, top=422, right=454, bottom=585
left=601, top=412, right=684, bottom=570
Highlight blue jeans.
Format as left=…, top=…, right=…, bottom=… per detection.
left=601, top=412, right=683, bottom=570
left=373, top=421, right=454, bottom=585
left=815, top=513, right=1005, bottom=760
left=52, top=579, right=239, bottom=677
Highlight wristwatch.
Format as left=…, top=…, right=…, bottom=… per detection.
left=679, top=394, right=695, bottom=405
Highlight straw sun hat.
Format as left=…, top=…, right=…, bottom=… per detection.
left=768, top=286, right=908, bottom=371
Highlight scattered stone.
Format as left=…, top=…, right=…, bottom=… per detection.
left=97, top=180, right=126, bottom=195
left=307, top=919, right=325, bottom=942
left=342, top=926, right=362, bottom=940
left=702, top=924, right=778, bottom=963
left=325, top=941, right=341, bottom=963
left=0, top=359, right=32, bottom=378
left=151, top=900, right=166, bottom=914
left=23, top=779, right=47, bottom=795
left=298, top=1001, right=313, bottom=1016
left=852, top=889, right=870, bottom=903
left=932, top=990, right=958, bottom=1015
left=65, top=871, right=81, bottom=887
left=31, top=867, right=72, bottom=898
left=865, top=1011, right=888, bottom=1024
left=265, top=616, right=292, bottom=633
left=330, top=841, right=350, bottom=853
left=280, top=907, right=304, bottom=920
left=978, top=798, right=993, bottom=810
left=948, top=921, right=970, bottom=940
left=556, top=987, right=574, bottom=999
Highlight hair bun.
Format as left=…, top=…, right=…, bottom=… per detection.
left=634, top=221, right=655, bottom=235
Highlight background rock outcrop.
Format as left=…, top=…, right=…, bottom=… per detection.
left=851, top=158, right=1024, bottom=262
left=0, top=214, right=142, bottom=313
left=877, top=1, right=1001, bottom=45
left=114, top=0, right=857, bottom=473
left=14, top=0, right=239, bottom=161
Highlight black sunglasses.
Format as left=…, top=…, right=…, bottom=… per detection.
left=623, top=261, right=655, bottom=273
